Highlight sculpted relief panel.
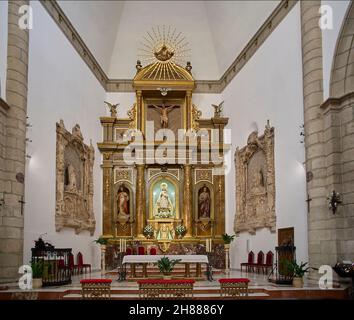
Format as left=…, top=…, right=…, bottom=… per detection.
left=56, top=120, right=96, bottom=235
left=234, top=121, right=276, bottom=235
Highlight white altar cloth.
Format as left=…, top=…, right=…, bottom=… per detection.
left=122, top=255, right=209, bottom=265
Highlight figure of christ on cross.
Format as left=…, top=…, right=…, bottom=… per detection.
left=148, top=102, right=179, bottom=128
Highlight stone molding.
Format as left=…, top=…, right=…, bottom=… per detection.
left=40, top=0, right=297, bottom=93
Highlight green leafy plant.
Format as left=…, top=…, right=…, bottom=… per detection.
left=31, top=260, right=43, bottom=279
left=286, top=260, right=310, bottom=278
left=222, top=233, right=235, bottom=244
left=94, top=237, right=108, bottom=245
left=155, top=256, right=181, bottom=275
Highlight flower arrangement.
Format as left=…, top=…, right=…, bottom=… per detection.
left=175, top=225, right=187, bottom=238
left=93, top=236, right=108, bottom=245
left=143, top=225, right=154, bottom=239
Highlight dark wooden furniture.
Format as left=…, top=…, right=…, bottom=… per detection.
left=80, top=279, right=112, bottom=299
left=240, top=251, right=254, bottom=273
left=31, top=245, right=72, bottom=287
left=254, top=251, right=264, bottom=274
left=268, top=245, right=296, bottom=285
left=262, top=251, right=274, bottom=274
left=77, top=252, right=91, bottom=274
left=219, top=278, right=250, bottom=297
left=137, top=279, right=195, bottom=299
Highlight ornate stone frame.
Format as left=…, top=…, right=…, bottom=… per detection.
left=55, top=120, right=96, bottom=235
left=234, top=121, right=276, bottom=235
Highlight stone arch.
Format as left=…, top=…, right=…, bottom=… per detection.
left=330, top=1, right=354, bottom=97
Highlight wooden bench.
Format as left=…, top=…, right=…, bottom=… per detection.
left=137, top=279, right=195, bottom=299
left=219, top=278, right=250, bottom=297
left=80, top=279, right=112, bottom=299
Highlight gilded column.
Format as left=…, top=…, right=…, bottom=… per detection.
left=135, top=164, right=146, bottom=237
left=183, top=165, right=193, bottom=237
left=185, top=91, right=192, bottom=129
left=136, top=90, right=143, bottom=132
left=102, top=154, right=113, bottom=236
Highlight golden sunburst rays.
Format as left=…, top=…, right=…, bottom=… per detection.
left=138, top=25, right=191, bottom=80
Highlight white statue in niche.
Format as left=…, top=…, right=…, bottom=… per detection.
left=154, top=182, right=174, bottom=217
left=66, top=164, right=77, bottom=192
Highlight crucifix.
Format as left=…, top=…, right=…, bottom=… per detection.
left=306, top=193, right=312, bottom=213
left=148, top=102, right=179, bottom=128
left=18, top=196, right=26, bottom=215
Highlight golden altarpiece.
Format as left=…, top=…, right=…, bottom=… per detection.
left=97, top=37, right=229, bottom=269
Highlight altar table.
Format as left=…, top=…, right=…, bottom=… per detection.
left=121, top=255, right=209, bottom=279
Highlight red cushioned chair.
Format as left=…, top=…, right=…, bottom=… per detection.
left=68, top=253, right=78, bottom=275
left=149, top=247, right=157, bottom=255
left=240, top=251, right=254, bottom=273
left=254, top=251, right=264, bottom=274
left=125, top=247, right=133, bottom=255
left=77, top=252, right=91, bottom=274
left=138, top=246, right=145, bottom=255
left=262, top=251, right=274, bottom=274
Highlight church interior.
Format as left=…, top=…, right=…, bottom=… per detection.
left=0, top=0, right=354, bottom=301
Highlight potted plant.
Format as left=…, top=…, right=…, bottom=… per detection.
left=175, top=225, right=187, bottom=239
left=286, top=260, right=310, bottom=288
left=155, top=256, right=181, bottom=280
left=94, top=237, right=108, bottom=246
left=31, top=260, right=43, bottom=289
left=222, top=233, right=235, bottom=249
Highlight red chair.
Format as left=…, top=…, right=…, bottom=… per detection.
left=262, top=251, right=274, bottom=274
left=149, top=247, right=157, bottom=255
left=77, top=252, right=91, bottom=274
left=68, top=253, right=78, bottom=275
left=254, top=251, right=264, bottom=274
left=240, top=251, right=254, bottom=273
left=138, top=246, right=145, bottom=255
left=125, top=247, right=133, bottom=255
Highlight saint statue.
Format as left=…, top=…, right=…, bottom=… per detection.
left=251, top=169, right=266, bottom=193
left=66, top=164, right=77, bottom=191
left=149, top=102, right=178, bottom=128
left=198, top=185, right=211, bottom=218
left=117, top=186, right=129, bottom=218
left=157, top=223, right=174, bottom=240
left=154, top=182, right=174, bottom=217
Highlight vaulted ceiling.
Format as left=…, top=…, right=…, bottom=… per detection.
left=58, top=0, right=280, bottom=80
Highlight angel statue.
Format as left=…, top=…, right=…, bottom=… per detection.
left=104, top=101, right=119, bottom=118
left=212, top=101, right=224, bottom=118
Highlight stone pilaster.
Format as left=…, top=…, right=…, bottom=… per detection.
left=300, top=1, right=331, bottom=269
left=0, top=0, right=29, bottom=282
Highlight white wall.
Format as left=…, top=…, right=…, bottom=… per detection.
left=0, top=1, right=8, bottom=99
left=108, top=1, right=220, bottom=80
left=24, top=1, right=105, bottom=269
left=223, top=3, right=308, bottom=268
left=205, top=0, right=279, bottom=75
left=322, top=0, right=350, bottom=99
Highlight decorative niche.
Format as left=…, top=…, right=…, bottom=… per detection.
left=55, top=120, right=95, bottom=235
left=234, top=121, right=276, bottom=235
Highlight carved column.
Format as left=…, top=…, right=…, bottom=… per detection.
left=183, top=165, right=193, bottom=237
left=215, top=174, right=225, bottom=236
left=102, top=157, right=113, bottom=236
left=135, top=164, right=146, bottom=237
left=136, top=90, right=143, bottom=132
left=185, top=91, right=192, bottom=129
